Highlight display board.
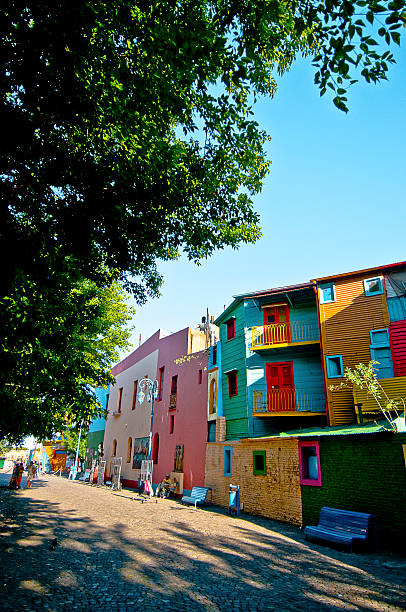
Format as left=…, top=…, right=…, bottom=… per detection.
left=97, top=459, right=106, bottom=485
left=110, top=457, right=122, bottom=490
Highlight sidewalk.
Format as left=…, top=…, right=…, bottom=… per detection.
left=0, top=474, right=405, bottom=611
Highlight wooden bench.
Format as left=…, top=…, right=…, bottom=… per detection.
left=181, top=486, right=212, bottom=509
left=304, top=506, right=377, bottom=552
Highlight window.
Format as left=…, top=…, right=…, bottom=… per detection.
left=169, top=415, right=175, bottom=434
left=152, top=433, right=159, bottom=464
left=127, top=437, right=132, bottom=463
left=223, top=446, right=233, bottom=476
left=132, top=380, right=138, bottom=410
left=209, top=379, right=217, bottom=414
left=364, top=276, right=384, bottom=296
left=326, top=355, right=344, bottom=378
left=253, top=451, right=266, bottom=475
left=198, top=369, right=203, bottom=384
left=226, top=318, right=236, bottom=340
left=117, top=388, right=123, bottom=413
left=212, top=345, right=217, bottom=365
left=158, top=366, right=165, bottom=401
left=370, top=329, right=394, bottom=379
left=370, top=329, right=390, bottom=346
left=226, top=370, right=238, bottom=397
left=299, top=441, right=322, bottom=486
left=171, top=375, right=178, bottom=394
left=112, top=439, right=117, bottom=457
left=319, top=282, right=336, bottom=304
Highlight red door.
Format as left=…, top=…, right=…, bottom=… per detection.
left=263, top=305, right=290, bottom=344
left=266, top=362, right=295, bottom=411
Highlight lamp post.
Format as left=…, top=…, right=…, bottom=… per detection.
left=72, top=419, right=83, bottom=480
left=137, top=378, right=159, bottom=460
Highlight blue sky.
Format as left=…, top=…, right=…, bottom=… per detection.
left=125, top=44, right=406, bottom=351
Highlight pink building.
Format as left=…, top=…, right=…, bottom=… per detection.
left=103, top=326, right=210, bottom=493
left=151, top=328, right=209, bottom=494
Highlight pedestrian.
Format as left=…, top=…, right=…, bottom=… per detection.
left=26, top=461, right=36, bottom=488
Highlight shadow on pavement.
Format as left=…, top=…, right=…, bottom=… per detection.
left=0, top=478, right=405, bottom=611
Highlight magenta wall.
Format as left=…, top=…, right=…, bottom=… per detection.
left=152, top=329, right=208, bottom=493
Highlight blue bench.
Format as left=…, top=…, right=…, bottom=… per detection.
left=304, top=506, right=377, bottom=552
left=181, top=486, right=212, bottom=509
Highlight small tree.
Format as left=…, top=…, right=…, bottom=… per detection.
left=334, top=361, right=405, bottom=433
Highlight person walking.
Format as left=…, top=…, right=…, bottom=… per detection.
left=26, top=461, right=36, bottom=488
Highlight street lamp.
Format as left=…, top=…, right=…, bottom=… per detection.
left=137, top=378, right=158, bottom=460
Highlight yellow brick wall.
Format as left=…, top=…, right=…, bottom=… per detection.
left=205, top=439, right=302, bottom=526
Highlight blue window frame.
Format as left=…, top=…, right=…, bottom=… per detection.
left=370, top=328, right=394, bottom=379
left=364, top=276, right=384, bottom=297
left=223, top=446, right=233, bottom=477
left=319, top=282, right=336, bottom=304
left=370, top=329, right=390, bottom=346
left=326, top=355, right=344, bottom=378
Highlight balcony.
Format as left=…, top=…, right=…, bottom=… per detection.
left=251, top=321, right=319, bottom=350
left=252, top=389, right=325, bottom=416
left=169, top=393, right=177, bottom=410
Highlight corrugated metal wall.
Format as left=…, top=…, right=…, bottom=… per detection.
left=319, top=275, right=390, bottom=426
left=353, top=376, right=406, bottom=414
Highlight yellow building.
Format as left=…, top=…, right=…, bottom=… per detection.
left=314, top=261, right=406, bottom=426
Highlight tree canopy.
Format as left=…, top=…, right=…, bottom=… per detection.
left=3, top=0, right=404, bottom=298
left=1, top=0, right=404, bottom=440
left=0, top=260, right=134, bottom=441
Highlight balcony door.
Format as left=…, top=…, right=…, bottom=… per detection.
left=262, top=305, right=290, bottom=343
left=266, top=361, right=295, bottom=411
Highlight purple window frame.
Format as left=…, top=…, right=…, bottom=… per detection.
left=298, top=440, right=322, bottom=486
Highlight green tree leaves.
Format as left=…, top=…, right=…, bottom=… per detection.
left=1, top=0, right=404, bottom=439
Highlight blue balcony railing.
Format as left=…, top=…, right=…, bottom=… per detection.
left=252, top=388, right=325, bottom=414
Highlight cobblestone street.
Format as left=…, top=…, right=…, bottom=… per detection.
left=0, top=473, right=405, bottom=611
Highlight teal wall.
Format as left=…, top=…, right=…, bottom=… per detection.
left=301, top=433, right=406, bottom=551
left=219, top=301, right=249, bottom=440
left=218, top=295, right=326, bottom=440
left=244, top=298, right=319, bottom=334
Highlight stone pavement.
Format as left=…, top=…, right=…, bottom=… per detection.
left=0, top=473, right=405, bottom=611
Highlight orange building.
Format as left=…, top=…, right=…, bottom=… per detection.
left=314, top=261, right=406, bottom=426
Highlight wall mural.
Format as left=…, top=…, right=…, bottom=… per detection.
left=132, top=437, right=150, bottom=469
left=174, top=444, right=184, bottom=472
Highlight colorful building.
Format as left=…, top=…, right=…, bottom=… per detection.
left=204, top=262, right=406, bottom=550
left=103, top=326, right=211, bottom=493
left=212, top=282, right=327, bottom=442
left=314, top=261, right=406, bottom=426
left=151, top=329, right=209, bottom=495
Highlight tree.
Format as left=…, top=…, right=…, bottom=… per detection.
left=0, top=257, right=134, bottom=441
left=2, top=0, right=404, bottom=299
left=332, top=361, right=405, bottom=432
left=0, top=438, right=12, bottom=455
left=1, top=1, right=404, bottom=438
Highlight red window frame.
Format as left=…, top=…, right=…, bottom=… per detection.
left=117, top=387, right=123, bottom=413
left=298, top=440, right=322, bottom=486
left=227, top=370, right=238, bottom=397
left=169, top=415, right=175, bottom=434
left=171, top=375, right=178, bottom=394
left=131, top=380, right=138, bottom=410
left=158, top=366, right=165, bottom=401
left=226, top=318, right=235, bottom=340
